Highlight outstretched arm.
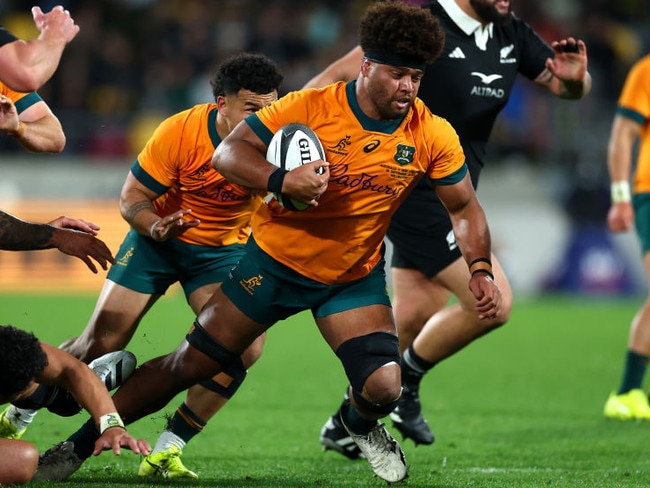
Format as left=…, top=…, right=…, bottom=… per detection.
left=36, top=343, right=151, bottom=457
left=535, top=37, right=591, bottom=99
left=0, top=6, right=79, bottom=92
left=0, top=210, right=115, bottom=273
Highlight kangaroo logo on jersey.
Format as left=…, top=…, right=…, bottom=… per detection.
left=394, top=144, right=416, bottom=165
left=116, top=247, right=135, bottom=267
left=500, top=44, right=516, bottom=64
left=240, top=274, right=263, bottom=295
left=328, top=135, right=351, bottom=155
left=470, top=72, right=505, bottom=98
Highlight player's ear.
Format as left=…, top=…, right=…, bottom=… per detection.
left=360, top=58, right=374, bottom=76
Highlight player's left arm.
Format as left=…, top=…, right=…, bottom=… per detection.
left=0, top=95, right=65, bottom=152
left=435, top=172, right=501, bottom=319
left=534, top=37, right=592, bottom=99
left=36, top=343, right=151, bottom=457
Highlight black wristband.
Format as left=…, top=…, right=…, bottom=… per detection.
left=471, top=269, right=494, bottom=280
left=469, top=257, right=492, bottom=267
left=268, top=167, right=289, bottom=193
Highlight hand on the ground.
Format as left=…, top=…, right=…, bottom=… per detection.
left=93, top=428, right=151, bottom=457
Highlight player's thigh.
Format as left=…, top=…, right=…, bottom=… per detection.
left=187, top=282, right=221, bottom=315
left=196, top=286, right=268, bottom=355
left=78, top=280, right=159, bottom=352
left=316, top=303, right=396, bottom=351
left=392, top=267, right=451, bottom=318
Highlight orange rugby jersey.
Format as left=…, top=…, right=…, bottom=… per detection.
left=247, top=81, right=466, bottom=284
left=617, top=54, right=650, bottom=194
left=135, top=104, right=263, bottom=247
left=1, top=81, right=42, bottom=112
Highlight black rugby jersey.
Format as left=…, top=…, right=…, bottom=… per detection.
left=0, top=27, right=18, bottom=47
left=389, top=0, right=553, bottom=246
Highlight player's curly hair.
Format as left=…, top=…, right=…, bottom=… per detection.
left=359, top=1, right=445, bottom=65
left=211, top=52, right=284, bottom=100
left=0, top=325, right=48, bottom=397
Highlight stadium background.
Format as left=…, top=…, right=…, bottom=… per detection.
left=0, top=0, right=649, bottom=296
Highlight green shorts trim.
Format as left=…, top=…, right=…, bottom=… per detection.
left=221, top=237, right=391, bottom=324
left=107, top=229, right=245, bottom=299
left=634, top=193, right=650, bottom=254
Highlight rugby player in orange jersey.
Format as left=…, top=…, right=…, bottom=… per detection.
left=39, top=3, right=501, bottom=484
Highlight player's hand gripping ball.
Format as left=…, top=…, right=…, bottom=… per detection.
left=266, top=123, right=325, bottom=211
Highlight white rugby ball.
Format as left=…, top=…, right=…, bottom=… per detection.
left=266, top=123, right=325, bottom=211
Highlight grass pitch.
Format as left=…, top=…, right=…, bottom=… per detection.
left=1, top=291, right=649, bottom=487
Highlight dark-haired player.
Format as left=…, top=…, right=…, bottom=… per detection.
left=37, top=2, right=500, bottom=484
left=305, top=0, right=591, bottom=453
left=0, top=325, right=148, bottom=486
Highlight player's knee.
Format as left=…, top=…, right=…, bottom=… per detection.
left=336, top=331, right=401, bottom=412
left=11, top=441, right=39, bottom=485
left=358, top=361, right=401, bottom=407
left=185, top=319, right=240, bottom=380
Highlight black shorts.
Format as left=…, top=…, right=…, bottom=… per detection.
left=387, top=180, right=462, bottom=278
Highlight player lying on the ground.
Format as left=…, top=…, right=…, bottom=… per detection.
left=0, top=324, right=149, bottom=485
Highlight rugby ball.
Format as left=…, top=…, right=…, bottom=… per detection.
left=266, top=123, right=325, bottom=211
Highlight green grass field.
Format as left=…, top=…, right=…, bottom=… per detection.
left=2, top=291, right=650, bottom=487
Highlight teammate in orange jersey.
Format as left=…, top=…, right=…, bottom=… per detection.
left=603, top=54, right=650, bottom=420
left=5, top=53, right=283, bottom=480
left=38, top=3, right=500, bottom=483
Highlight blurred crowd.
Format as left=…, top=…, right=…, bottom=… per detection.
left=0, top=0, right=648, bottom=161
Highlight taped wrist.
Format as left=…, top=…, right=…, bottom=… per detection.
left=611, top=181, right=631, bottom=204
left=99, top=412, right=125, bottom=434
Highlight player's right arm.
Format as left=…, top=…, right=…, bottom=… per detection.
left=0, top=7, right=79, bottom=92
left=302, top=45, right=363, bottom=89
left=35, top=342, right=151, bottom=457
left=120, top=171, right=199, bottom=242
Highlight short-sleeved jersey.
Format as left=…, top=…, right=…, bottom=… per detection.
left=0, top=80, right=42, bottom=113
left=132, top=104, right=264, bottom=247
left=246, top=81, right=466, bottom=284
left=389, top=0, right=553, bottom=245
left=0, top=27, right=17, bottom=47
left=616, top=54, right=650, bottom=194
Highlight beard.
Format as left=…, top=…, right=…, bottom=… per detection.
left=469, top=0, right=512, bottom=25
